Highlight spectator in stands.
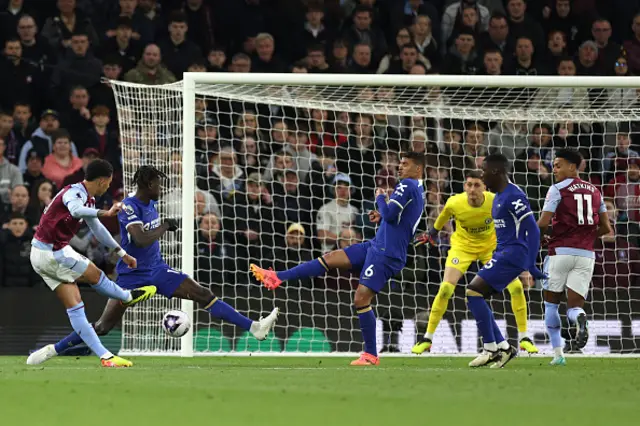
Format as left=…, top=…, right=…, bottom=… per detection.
left=478, top=13, right=512, bottom=57
left=544, top=0, right=585, bottom=54
left=329, top=38, right=349, bottom=73
left=544, top=29, right=567, bottom=67
left=294, top=2, right=333, bottom=61
left=303, top=145, right=336, bottom=211
left=593, top=212, right=640, bottom=289
left=507, top=35, right=548, bottom=75
left=441, top=0, right=490, bottom=49
left=84, top=106, right=118, bottom=162
left=40, top=0, right=99, bottom=54
left=604, top=158, right=640, bottom=223
left=446, top=4, right=483, bottom=49
left=0, top=212, right=41, bottom=287
left=348, top=42, right=374, bottom=73
left=272, top=168, right=312, bottom=238
left=378, top=27, right=410, bottom=73
left=481, top=48, right=503, bottom=74
left=385, top=43, right=423, bottom=74
left=273, top=223, right=313, bottom=285
left=229, top=52, right=251, bottom=73
left=41, top=129, right=82, bottom=188
left=203, top=145, right=244, bottom=203
left=12, top=101, right=35, bottom=145
left=0, top=38, right=41, bottom=113
left=488, top=120, right=528, bottom=163
left=0, top=111, right=20, bottom=165
left=343, top=5, right=387, bottom=64
left=195, top=212, right=234, bottom=286
left=307, top=44, right=330, bottom=73
left=182, top=0, right=216, bottom=56
left=251, top=32, right=286, bottom=73
left=22, top=149, right=43, bottom=190
left=513, top=149, right=551, bottom=212
left=27, top=178, right=54, bottom=224
left=51, top=31, right=103, bottom=101
left=441, top=128, right=474, bottom=192
left=316, top=173, right=359, bottom=253
left=263, top=150, right=295, bottom=183
left=506, top=0, right=544, bottom=51
left=592, top=18, right=621, bottom=74
left=98, top=17, right=141, bottom=75
left=61, top=147, right=99, bottom=187
left=207, top=45, right=226, bottom=72
left=528, top=123, right=554, bottom=169
left=282, top=130, right=313, bottom=181
left=464, top=125, right=487, bottom=161
left=60, top=86, right=92, bottom=151
left=624, top=13, right=640, bottom=76
left=412, top=15, right=438, bottom=67
left=336, top=114, right=377, bottom=205
left=17, top=15, right=57, bottom=74
left=157, top=11, right=203, bottom=79
left=18, top=110, right=78, bottom=173
left=0, top=135, right=23, bottom=204
left=603, top=128, right=640, bottom=174
left=576, top=40, right=601, bottom=76
left=105, top=0, right=154, bottom=45
left=0, top=184, right=38, bottom=227
left=235, top=136, right=262, bottom=177
left=0, top=0, right=29, bottom=42
left=441, top=28, right=478, bottom=74
left=124, top=43, right=176, bottom=85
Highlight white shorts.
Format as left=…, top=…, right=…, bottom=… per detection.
left=30, top=245, right=90, bottom=291
left=542, top=254, right=595, bottom=299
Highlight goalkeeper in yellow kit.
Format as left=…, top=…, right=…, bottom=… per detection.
left=412, top=171, right=538, bottom=354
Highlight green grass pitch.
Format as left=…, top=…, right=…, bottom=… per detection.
left=1, top=356, right=638, bottom=426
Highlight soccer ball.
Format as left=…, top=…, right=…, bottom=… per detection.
left=162, top=310, right=191, bottom=338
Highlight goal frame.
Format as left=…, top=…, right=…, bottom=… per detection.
left=173, top=73, right=640, bottom=357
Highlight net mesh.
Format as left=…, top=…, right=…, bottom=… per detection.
left=112, top=79, right=640, bottom=355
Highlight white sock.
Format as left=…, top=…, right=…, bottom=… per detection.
left=100, top=352, right=115, bottom=360
left=249, top=321, right=260, bottom=334
left=554, top=347, right=564, bottom=358
left=498, top=340, right=510, bottom=350
left=518, top=332, right=529, bottom=341
left=425, top=332, right=434, bottom=340
left=484, top=342, right=498, bottom=352
left=124, top=291, right=132, bottom=303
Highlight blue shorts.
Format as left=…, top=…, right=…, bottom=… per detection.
left=117, top=265, right=188, bottom=298
left=344, top=241, right=405, bottom=293
left=476, top=252, right=525, bottom=292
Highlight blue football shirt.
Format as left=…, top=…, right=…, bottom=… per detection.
left=492, top=182, right=535, bottom=265
left=371, top=178, right=424, bottom=263
left=117, top=196, right=163, bottom=273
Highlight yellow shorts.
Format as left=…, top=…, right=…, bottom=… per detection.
left=445, top=247, right=494, bottom=274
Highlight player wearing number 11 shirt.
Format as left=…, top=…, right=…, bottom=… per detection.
left=250, top=152, right=425, bottom=366
left=538, top=149, right=611, bottom=366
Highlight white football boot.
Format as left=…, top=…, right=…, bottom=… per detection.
left=469, top=350, right=500, bottom=368
left=251, top=308, right=280, bottom=341
left=26, top=344, right=58, bottom=365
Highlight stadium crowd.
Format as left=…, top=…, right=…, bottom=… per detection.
left=0, top=0, right=638, bottom=294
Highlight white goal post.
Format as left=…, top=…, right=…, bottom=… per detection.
left=111, top=73, right=640, bottom=357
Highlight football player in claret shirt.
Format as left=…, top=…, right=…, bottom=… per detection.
left=465, top=154, right=545, bottom=368
left=538, top=149, right=611, bottom=366
left=27, top=159, right=156, bottom=368
left=251, top=152, right=426, bottom=366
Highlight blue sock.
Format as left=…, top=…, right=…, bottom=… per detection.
left=66, top=303, right=111, bottom=358
left=467, top=296, right=496, bottom=344
left=54, top=331, right=84, bottom=354
left=567, top=307, right=585, bottom=324
left=545, top=302, right=564, bottom=349
left=206, top=298, right=253, bottom=331
left=492, top=319, right=505, bottom=344
left=278, top=258, right=329, bottom=281
left=356, top=305, right=377, bottom=356
left=93, top=272, right=131, bottom=302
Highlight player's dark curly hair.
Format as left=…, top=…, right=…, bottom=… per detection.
left=134, top=165, right=167, bottom=189
left=401, top=151, right=426, bottom=168
left=85, top=159, right=114, bottom=181
left=555, top=148, right=583, bottom=167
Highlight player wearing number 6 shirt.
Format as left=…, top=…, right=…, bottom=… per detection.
left=26, top=159, right=157, bottom=368
left=538, top=149, right=611, bottom=366
left=250, top=152, right=425, bottom=366
left=465, top=154, right=545, bottom=369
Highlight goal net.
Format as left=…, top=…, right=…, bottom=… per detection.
left=111, top=74, right=640, bottom=356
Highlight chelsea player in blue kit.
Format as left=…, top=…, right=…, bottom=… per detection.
left=32, top=166, right=279, bottom=364
left=251, top=152, right=425, bottom=366
left=467, top=154, right=546, bottom=368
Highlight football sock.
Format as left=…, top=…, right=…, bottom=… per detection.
left=66, top=303, right=112, bottom=359
left=54, top=331, right=84, bottom=354
left=277, top=258, right=329, bottom=281
left=356, top=305, right=377, bottom=357
left=205, top=297, right=252, bottom=331
left=544, top=302, right=564, bottom=349
left=467, top=295, right=496, bottom=345
left=507, top=279, right=528, bottom=338
left=567, top=307, right=585, bottom=324
left=93, top=272, right=132, bottom=302
left=425, top=281, right=455, bottom=339
left=492, top=319, right=506, bottom=345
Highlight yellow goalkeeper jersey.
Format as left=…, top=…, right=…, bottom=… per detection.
left=434, top=191, right=497, bottom=252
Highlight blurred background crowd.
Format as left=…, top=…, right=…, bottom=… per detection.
left=0, top=0, right=638, bottom=296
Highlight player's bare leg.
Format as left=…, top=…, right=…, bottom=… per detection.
left=413, top=267, right=463, bottom=354
left=351, top=284, right=380, bottom=366
left=466, top=276, right=517, bottom=368
left=173, top=277, right=278, bottom=340
left=81, top=262, right=156, bottom=307
left=543, top=289, right=566, bottom=366
left=251, top=249, right=352, bottom=290
left=567, top=288, right=588, bottom=349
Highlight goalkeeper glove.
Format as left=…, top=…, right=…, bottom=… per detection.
left=414, top=228, right=439, bottom=248
left=164, top=218, right=179, bottom=232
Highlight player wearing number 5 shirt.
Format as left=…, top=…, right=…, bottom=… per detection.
left=538, top=149, right=612, bottom=366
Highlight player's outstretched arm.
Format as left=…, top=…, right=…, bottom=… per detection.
left=375, top=181, right=416, bottom=223
left=66, top=195, right=120, bottom=219
left=521, top=214, right=545, bottom=279
left=85, top=217, right=131, bottom=261
left=127, top=220, right=175, bottom=248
